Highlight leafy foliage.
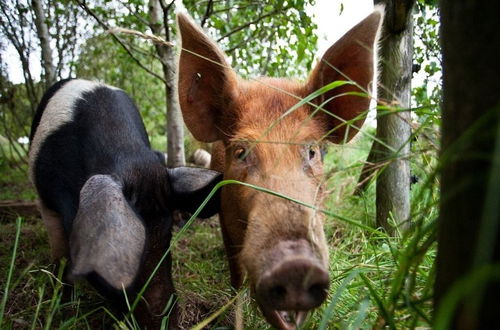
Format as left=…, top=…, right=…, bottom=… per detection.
left=183, top=0, right=318, bottom=78
left=75, top=34, right=167, bottom=148
left=412, top=1, right=441, bottom=124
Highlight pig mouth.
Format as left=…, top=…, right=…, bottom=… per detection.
left=264, top=309, right=308, bottom=330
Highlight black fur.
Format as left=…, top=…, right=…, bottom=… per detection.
left=33, top=84, right=168, bottom=234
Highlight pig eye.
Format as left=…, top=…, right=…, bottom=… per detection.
left=308, top=147, right=316, bottom=160
left=234, top=147, right=248, bottom=161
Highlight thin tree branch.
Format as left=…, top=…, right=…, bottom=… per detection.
left=201, top=0, right=213, bottom=27
left=75, top=0, right=166, bottom=83
left=216, top=9, right=283, bottom=42
left=120, top=1, right=150, bottom=27
left=211, top=4, right=258, bottom=15
left=225, top=34, right=253, bottom=54
left=0, top=2, right=38, bottom=112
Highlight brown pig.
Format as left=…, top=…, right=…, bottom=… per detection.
left=177, top=7, right=383, bottom=329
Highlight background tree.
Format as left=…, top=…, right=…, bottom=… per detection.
left=32, top=0, right=55, bottom=87
left=75, top=34, right=166, bottom=146
left=355, top=0, right=414, bottom=234
left=183, top=0, right=318, bottom=78
left=0, top=0, right=81, bottom=163
left=435, top=0, right=500, bottom=328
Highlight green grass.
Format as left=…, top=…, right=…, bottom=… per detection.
left=0, top=129, right=438, bottom=329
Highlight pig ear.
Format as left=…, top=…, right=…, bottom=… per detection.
left=177, top=13, right=238, bottom=142
left=70, top=175, right=145, bottom=290
left=306, top=7, right=384, bottom=143
left=167, top=167, right=223, bottom=218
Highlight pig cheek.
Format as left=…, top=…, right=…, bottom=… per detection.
left=310, top=215, right=329, bottom=268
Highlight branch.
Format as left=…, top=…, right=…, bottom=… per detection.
left=212, top=4, right=258, bottom=15
left=120, top=1, right=150, bottom=27
left=159, top=0, right=175, bottom=41
left=75, top=0, right=166, bottom=83
left=0, top=3, right=39, bottom=111
left=217, top=9, right=282, bottom=42
left=110, top=27, right=174, bottom=48
left=225, top=26, right=260, bottom=54
left=201, top=0, right=213, bottom=27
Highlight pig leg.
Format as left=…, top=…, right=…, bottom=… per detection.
left=38, top=200, right=69, bottom=262
left=38, top=200, right=73, bottom=302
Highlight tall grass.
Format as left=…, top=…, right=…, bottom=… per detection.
left=0, top=123, right=439, bottom=329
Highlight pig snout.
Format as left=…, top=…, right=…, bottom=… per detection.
left=256, top=257, right=329, bottom=311
left=253, top=239, right=329, bottom=328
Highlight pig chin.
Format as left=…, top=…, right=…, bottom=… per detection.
left=243, top=239, right=330, bottom=330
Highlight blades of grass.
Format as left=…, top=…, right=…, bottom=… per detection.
left=360, top=273, right=395, bottom=330
left=100, top=306, right=122, bottom=325
left=0, top=217, right=22, bottom=325
left=43, top=294, right=61, bottom=330
left=434, top=265, right=500, bottom=330
left=58, top=306, right=105, bottom=330
left=30, top=283, right=46, bottom=330
left=237, top=80, right=353, bottom=158
left=58, top=297, right=80, bottom=330
left=388, top=219, right=437, bottom=313
left=223, top=179, right=384, bottom=234
left=191, top=289, right=244, bottom=330
left=350, top=297, right=371, bottom=329
left=121, top=284, right=139, bottom=329
left=43, top=260, right=67, bottom=330
left=159, top=295, right=176, bottom=330
left=319, top=269, right=361, bottom=330
left=160, top=316, right=169, bottom=330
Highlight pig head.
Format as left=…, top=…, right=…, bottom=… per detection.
left=177, top=7, right=383, bottom=329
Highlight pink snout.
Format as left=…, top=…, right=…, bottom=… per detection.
left=255, top=240, right=329, bottom=312
left=256, top=257, right=329, bottom=311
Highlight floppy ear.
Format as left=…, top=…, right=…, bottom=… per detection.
left=306, top=7, right=383, bottom=143
left=69, top=175, right=145, bottom=290
left=177, top=13, right=238, bottom=142
left=167, top=167, right=223, bottom=218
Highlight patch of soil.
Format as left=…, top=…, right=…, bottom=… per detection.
left=179, top=292, right=234, bottom=329
left=0, top=200, right=39, bottom=222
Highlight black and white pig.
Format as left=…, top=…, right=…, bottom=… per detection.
left=29, top=79, right=222, bottom=329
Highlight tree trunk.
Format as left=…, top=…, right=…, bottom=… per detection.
left=164, top=46, right=186, bottom=167
left=434, top=1, right=500, bottom=328
left=373, top=0, right=414, bottom=233
left=148, top=0, right=185, bottom=167
left=32, top=0, right=56, bottom=87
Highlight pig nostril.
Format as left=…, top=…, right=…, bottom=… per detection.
left=308, top=283, right=328, bottom=302
left=256, top=254, right=330, bottom=311
left=270, top=285, right=287, bottom=300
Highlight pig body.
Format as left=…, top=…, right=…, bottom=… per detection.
left=178, top=7, right=383, bottom=329
left=29, top=79, right=222, bottom=328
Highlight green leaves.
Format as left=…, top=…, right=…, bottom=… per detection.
left=182, top=0, right=318, bottom=78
